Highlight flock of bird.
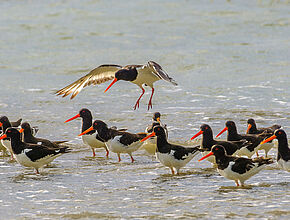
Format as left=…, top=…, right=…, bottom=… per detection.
left=1, top=61, right=289, bottom=187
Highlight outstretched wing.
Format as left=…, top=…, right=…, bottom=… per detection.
left=55, top=64, right=122, bottom=99
left=148, top=61, right=178, bottom=86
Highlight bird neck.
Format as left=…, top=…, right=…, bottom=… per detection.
left=227, top=127, right=240, bottom=141
left=81, top=116, right=94, bottom=134
left=10, top=135, right=25, bottom=154
left=23, top=128, right=35, bottom=143
left=96, top=126, right=111, bottom=142
left=1, top=120, right=12, bottom=132
left=156, top=134, right=169, bottom=152
left=201, top=132, right=214, bottom=150
left=277, top=137, right=290, bottom=161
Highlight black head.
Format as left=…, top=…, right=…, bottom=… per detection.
left=153, top=126, right=166, bottom=137
left=92, top=120, right=108, bottom=130
left=5, top=127, right=21, bottom=139
left=247, top=118, right=256, bottom=126
left=79, top=108, right=92, bottom=118
left=274, top=129, right=287, bottom=140
left=225, top=121, right=237, bottom=130
left=200, top=124, right=213, bottom=134
left=211, top=145, right=227, bottom=157
left=21, top=122, right=32, bottom=130
left=153, top=112, right=161, bottom=121
left=115, top=68, right=138, bottom=82
left=0, top=116, right=9, bottom=124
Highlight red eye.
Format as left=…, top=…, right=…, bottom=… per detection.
left=205, top=127, right=208, bottom=130
left=7, top=130, right=11, bottom=133
left=278, top=131, right=282, bottom=135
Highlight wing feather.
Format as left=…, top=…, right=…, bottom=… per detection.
left=148, top=61, right=178, bottom=86
left=55, top=64, right=122, bottom=99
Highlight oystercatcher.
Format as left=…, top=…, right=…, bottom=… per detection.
left=141, top=126, right=201, bottom=175
left=199, top=145, right=273, bottom=187
left=0, top=116, right=16, bottom=158
left=260, top=129, right=290, bottom=172
left=142, top=112, right=168, bottom=155
left=190, top=124, right=246, bottom=163
left=55, top=61, right=178, bottom=110
left=0, top=128, right=70, bottom=174
left=20, top=122, right=68, bottom=149
left=65, top=108, right=109, bottom=157
left=246, top=118, right=281, bottom=157
left=216, top=121, right=270, bottom=158
left=0, top=118, right=22, bottom=132
left=79, top=120, right=146, bottom=162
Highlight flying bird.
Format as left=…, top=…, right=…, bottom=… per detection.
left=55, top=61, right=177, bottom=110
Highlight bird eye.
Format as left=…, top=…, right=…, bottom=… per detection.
left=278, top=131, right=282, bottom=135
left=7, top=130, right=11, bottom=133
left=205, top=127, right=208, bottom=130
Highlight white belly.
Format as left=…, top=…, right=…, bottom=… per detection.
left=234, top=147, right=256, bottom=158
left=106, top=136, right=143, bottom=154
left=258, top=142, right=274, bottom=155
left=1, top=139, right=13, bottom=153
left=218, top=162, right=266, bottom=183
left=277, top=159, right=290, bottom=172
left=156, top=151, right=197, bottom=170
left=82, top=134, right=105, bottom=149
left=132, top=67, right=159, bottom=87
left=15, top=151, right=60, bottom=169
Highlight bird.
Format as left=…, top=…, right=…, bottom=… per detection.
left=0, top=118, right=22, bottom=132
left=141, top=125, right=201, bottom=175
left=215, top=121, right=270, bottom=158
left=55, top=61, right=178, bottom=110
left=78, top=120, right=146, bottom=162
left=65, top=108, right=109, bottom=158
left=199, top=145, right=273, bottom=187
left=20, top=122, right=68, bottom=149
left=190, top=124, right=247, bottom=163
left=246, top=118, right=281, bottom=157
left=0, top=128, right=71, bottom=174
left=260, top=129, right=290, bottom=172
left=142, top=112, right=168, bottom=155
left=0, top=116, right=17, bottom=158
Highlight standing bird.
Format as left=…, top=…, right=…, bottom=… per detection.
left=261, top=129, right=290, bottom=172
left=0, top=116, right=16, bottom=158
left=246, top=118, right=281, bottom=156
left=141, top=126, right=201, bottom=175
left=0, top=128, right=70, bottom=174
left=142, top=112, right=168, bottom=155
left=216, top=121, right=270, bottom=158
left=190, top=124, right=246, bottom=164
left=20, top=122, right=67, bottom=149
left=79, top=120, right=146, bottom=163
left=65, top=108, right=109, bottom=158
left=55, top=61, right=178, bottom=110
left=199, top=145, right=273, bottom=187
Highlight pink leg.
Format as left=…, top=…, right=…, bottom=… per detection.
left=134, top=87, right=145, bottom=110
left=105, top=149, right=109, bottom=159
left=130, top=154, right=135, bottom=163
left=118, top=153, right=121, bottom=162
left=92, top=148, right=96, bottom=157
left=35, top=169, right=40, bottom=174
left=147, top=88, right=155, bottom=110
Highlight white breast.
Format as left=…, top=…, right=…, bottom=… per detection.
left=132, top=67, right=160, bottom=88
left=82, top=134, right=105, bottom=149
left=106, top=136, right=143, bottom=154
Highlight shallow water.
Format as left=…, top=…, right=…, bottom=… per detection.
left=0, top=0, right=290, bottom=219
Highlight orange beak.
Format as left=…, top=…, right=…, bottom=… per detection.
left=156, top=117, right=160, bottom=123
left=78, top=126, right=94, bottom=136
left=19, top=128, right=24, bottom=133
left=216, top=127, right=228, bottom=138
left=190, top=130, right=203, bottom=140
left=0, top=134, right=7, bottom=140
left=260, top=135, right=277, bottom=145
left=104, top=78, right=118, bottom=93
left=198, top=151, right=214, bottom=162
left=246, top=124, right=252, bottom=134
left=140, top=132, right=156, bottom=142
left=65, top=114, right=80, bottom=123
left=0, top=122, right=2, bottom=127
